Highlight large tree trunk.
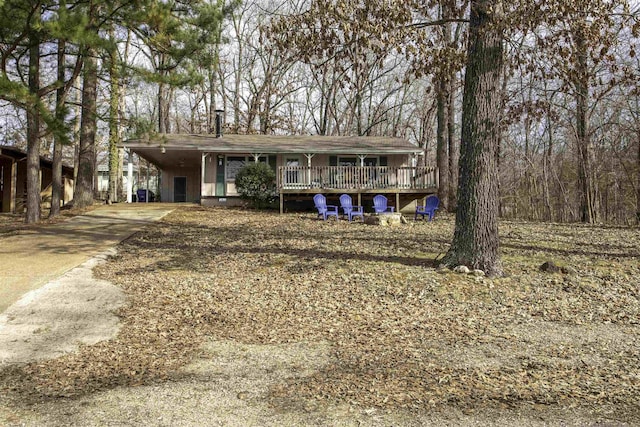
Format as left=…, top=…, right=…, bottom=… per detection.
left=575, top=30, right=598, bottom=223
left=447, top=78, right=458, bottom=211
left=50, top=37, right=66, bottom=218
left=108, top=31, right=120, bottom=204
left=436, top=73, right=450, bottom=210
left=157, top=51, right=171, bottom=134
left=441, top=0, right=504, bottom=277
left=74, top=47, right=98, bottom=208
left=26, top=33, right=41, bottom=224
left=158, top=79, right=171, bottom=133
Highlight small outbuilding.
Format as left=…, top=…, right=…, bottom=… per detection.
left=0, top=145, right=74, bottom=213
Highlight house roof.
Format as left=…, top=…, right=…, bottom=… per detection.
left=0, top=145, right=74, bottom=176
left=122, top=133, right=422, bottom=154
left=121, top=134, right=423, bottom=170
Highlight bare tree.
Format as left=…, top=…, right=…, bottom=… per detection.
left=442, top=0, right=504, bottom=276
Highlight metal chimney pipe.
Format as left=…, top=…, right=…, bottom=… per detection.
left=215, top=109, right=224, bottom=138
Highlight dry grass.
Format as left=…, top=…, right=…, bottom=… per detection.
left=1, top=206, right=639, bottom=423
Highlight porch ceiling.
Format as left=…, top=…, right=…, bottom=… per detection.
left=130, top=146, right=202, bottom=170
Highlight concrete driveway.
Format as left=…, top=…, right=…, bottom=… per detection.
left=0, top=203, right=176, bottom=314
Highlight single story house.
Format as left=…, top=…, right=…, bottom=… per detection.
left=120, top=134, right=438, bottom=213
left=0, top=145, right=74, bottom=213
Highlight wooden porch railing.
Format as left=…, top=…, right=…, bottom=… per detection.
left=278, top=166, right=438, bottom=191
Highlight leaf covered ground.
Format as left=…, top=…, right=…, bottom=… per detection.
left=1, top=206, right=639, bottom=423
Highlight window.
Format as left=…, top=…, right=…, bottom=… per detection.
left=225, top=155, right=273, bottom=182
left=338, top=157, right=378, bottom=167
left=338, top=157, right=357, bottom=167
left=226, top=156, right=246, bottom=182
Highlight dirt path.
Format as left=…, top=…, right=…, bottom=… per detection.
left=0, top=250, right=124, bottom=366
left=0, top=204, right=175, bottom=313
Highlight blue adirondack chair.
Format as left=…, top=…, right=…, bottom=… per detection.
left=415, top=195, right=439, bottom=221
left=313, top=194, right=339, bottom=221
left=339, top=194, right=364, bottom=222
left=373, top=194, right=394, bottom=213
left=136, top=188, right=155, bottom=202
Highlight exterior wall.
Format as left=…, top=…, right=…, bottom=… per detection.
left=15, top=160, right=27, bottom=213
left=64, top=177, right=74, bottom=204
left=40, top=167, right=53, bottom=208
left=201, top=196, right=247, bottom=208
left=39, top=171, right=74, bottom=209
left=0, top=158, right=16, bottom=213
left=202, top=154, right=216, bottom=197
left=160, top=165, right=201, bottom=202
left=166, top=152, right=414, bottom=204
left=276, top=154, right=411, bottom=169
left=0, top=158, right=74, bottom=213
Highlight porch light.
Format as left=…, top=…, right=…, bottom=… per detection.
left=161, top=146, right=166, bottom=154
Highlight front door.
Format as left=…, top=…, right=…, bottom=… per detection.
left=215, top=156, right=225, bottom=196
left=174, top=176, right=187, bottom=202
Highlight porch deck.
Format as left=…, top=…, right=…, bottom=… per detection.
left=278, top=166, right=438, bottom=192
left=277, top=166, right=439, bottom=213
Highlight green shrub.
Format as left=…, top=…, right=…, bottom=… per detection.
left=234, top=162, right=278, bottom=209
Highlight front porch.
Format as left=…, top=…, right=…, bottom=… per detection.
left=277, top=165, right=438, bottom=213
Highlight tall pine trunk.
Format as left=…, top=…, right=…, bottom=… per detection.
left=108, top=29, right=120, bottom=204
left=50, top=37, right=66, bottom=218
left=26, top=31, right=41, bottom=224
left=74, top=47, right=98, bottom=208
left=441, top=0, right=504, bottom=276
left=158, top=53, right=171, bottom=134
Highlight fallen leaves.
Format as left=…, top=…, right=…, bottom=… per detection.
left=1, top=207, right=639, bottom=420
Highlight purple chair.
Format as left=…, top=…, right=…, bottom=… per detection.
left=373, top=194, right=394, bottom=213
left=313, top=194, right=339, bottom=221
left=136, top=189, right=155, bottom=202
left=415, top=195, right=439, bottom=221
left=339, top=194, right=364, bottom=222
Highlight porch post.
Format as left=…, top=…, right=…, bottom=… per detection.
left=126, top=149, right=133, bottom=203
left=358, top=154, right=367, bottom=167
left=304, top=153, right=314, bottom=187
left=10, top=159, right=17, bottom=213
left=411, top=154, right=417, bottom=179
left=145, top=160, right=150, bottom=203
left=251, top=153, right=263, bottom=163
left=201, top=153, right=206, bottom=200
